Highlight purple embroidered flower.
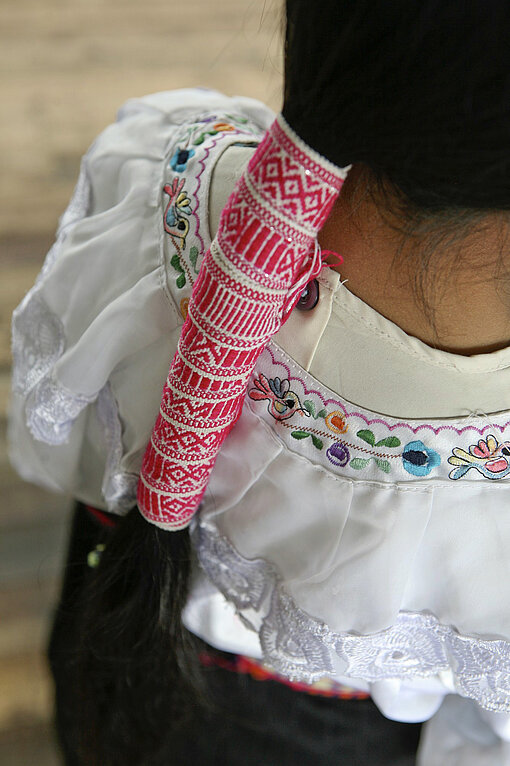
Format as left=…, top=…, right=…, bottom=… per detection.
left=170, top=147, right=195, bottom=173
left=327, top=442, right=350, bottom=467
left=402, top=440, right=440, bottom=476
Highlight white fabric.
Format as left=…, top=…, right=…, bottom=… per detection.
left=417, top=696, right=510, bottom=765
left=9, top=89, right=273, bottom=509
left=314, top=277, right=510, bottom=417
left=188, top=344, right=510, bottom=703
left=8, top=88, right=510, bottom=762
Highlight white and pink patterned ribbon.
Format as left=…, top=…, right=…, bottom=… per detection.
left=137, top=116, right=349, bottom=529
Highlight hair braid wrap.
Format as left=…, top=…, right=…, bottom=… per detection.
left=137, top=116, right=349, bottom=530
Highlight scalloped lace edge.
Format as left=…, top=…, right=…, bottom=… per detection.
left=191, top=518, right=510, bottom=713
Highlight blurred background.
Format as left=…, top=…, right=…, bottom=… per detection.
left=0, top=1, right=282, bottom=762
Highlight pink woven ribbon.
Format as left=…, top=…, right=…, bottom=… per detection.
left=137, top=116, right=349, bottom=529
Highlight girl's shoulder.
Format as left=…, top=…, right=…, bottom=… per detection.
left=81, top=87, right=274, bottom=318
left=85, top=87, right=273, bottom=194
left=116, top=88, right=275, bottom=130
left=141, top=89, right=273, bottom=318
left=8, top=89, right=273, bottom=509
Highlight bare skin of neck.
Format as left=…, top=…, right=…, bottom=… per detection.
left=319, top=165, right=510, bottom=356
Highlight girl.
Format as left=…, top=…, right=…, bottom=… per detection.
left=9, top=1, right=510, bottom=763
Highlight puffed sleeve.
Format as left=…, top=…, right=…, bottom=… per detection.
left=8, top=88, right=273, bottom=512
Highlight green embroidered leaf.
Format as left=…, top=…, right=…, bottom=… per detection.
left=317, top=409, right=327, bottom=419
left=375, top=436, right=401, bottom=448
left=291, top=431, right=310, bottom=440
left=189, top=246, right=199, bottom=272
left=176, top=273, right=186, bottom=289
left=311, top=435, right=323, bottom=450
left=226, top=113, right=248, bottom=124
left=356, top=429, right=375, bottom=446
left=302, top=400, right=316, bottom=418
left=170, top=254, right=183, bottom=272
left=193, top=133, right=206, bottom=145
left=374, top=458, right=391, bottom=473
left=350, top=458, right=370, bottom=470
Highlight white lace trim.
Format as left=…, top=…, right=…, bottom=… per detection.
left=25, top=374, right=95, bottom=444
left=11, top=291, right=65, bottom=396
left=96, top=384, right=138, bottom=513
left=12, top=155, right=93, bottom=440
left=192, top=518, right=510, bottom=713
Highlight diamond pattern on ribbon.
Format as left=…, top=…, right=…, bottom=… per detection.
left=138, top=116, right=347, bottom=529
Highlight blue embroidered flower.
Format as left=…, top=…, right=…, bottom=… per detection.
left=327, top=442, right=350, bottom=468
left=170, top=147, right=195, bottom=172
left=402, top=440, right=441, bottom=476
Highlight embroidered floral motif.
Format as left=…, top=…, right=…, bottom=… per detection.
left=325, top=410, right=348, bottom=434
left=163, top=177, right=192, bottom=249
left=326, top=442, right=350, bottom=467
left=163, top=111, right=262, bottom=296
left=191, top=117, right=247, bottom=146
left=292, top=431, right=324, bottom=450
left=173, top=113, right=257, bottom=153
left=302, top=400, right=327, bottom=420
left=356, top=429, right=401, bottom=449
left=180, top=297, right=190, bottom=320
left=349, top=455, right=392, bottom=473
left=163, top=178, right=198, bottom=288
left=189, top=246, right=199, bottom=272
left=170, top=147, right=195, bottom=173
left=249, top=374, right=309, bottom=421
left=249, top=370, right=445, bottom=479
left=402, top=440, right=441, bottom=477
left=256, top=341, right=510, bottom=484
left=448, top=434, right=510, bottom=480
left=351, top=430, right=401, bottom=471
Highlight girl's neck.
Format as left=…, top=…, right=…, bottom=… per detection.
left=320, top=165, right=510, bottom=356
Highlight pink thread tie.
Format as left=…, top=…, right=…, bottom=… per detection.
left=137, top=116, right=349, bottom=529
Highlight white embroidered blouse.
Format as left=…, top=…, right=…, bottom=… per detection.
left=9, top=88, right=510, bottom=764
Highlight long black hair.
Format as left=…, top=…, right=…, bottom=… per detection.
left=49, top=505, right=206, bottom=765
left=53, top=3, right=510, bottom=764
left=284, top=0, right=510, bottom=212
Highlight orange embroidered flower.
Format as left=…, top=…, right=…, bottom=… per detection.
left=212, top=121, right=235, bottom=132
left=180, top=298, right=189, bottom=320
left=325, top=410, right=348, bottom=434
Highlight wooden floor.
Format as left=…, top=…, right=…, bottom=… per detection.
left=0, top=1, right=282, bottom=761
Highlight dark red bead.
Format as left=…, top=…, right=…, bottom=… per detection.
left=296, top=279, right=319, bottom=311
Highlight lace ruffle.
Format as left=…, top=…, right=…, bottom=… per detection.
left=25, top=374, right=95, bottom=444
left=11, top=291, right=65, bottom=396
left=12, top=155, right=93, bottom=440
left=96, top=384, right=138, bottom=512
left=192, top=518, right=510, bottom=713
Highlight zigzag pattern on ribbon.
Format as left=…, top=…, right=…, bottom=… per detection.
left=137, top=115, right=349, bottom=529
